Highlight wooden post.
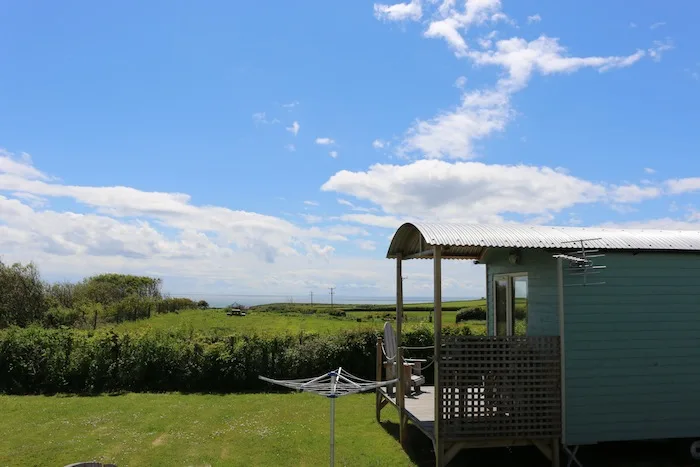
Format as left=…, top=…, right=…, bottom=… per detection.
left=376, top=336, right=383, bottom=422
left=433, top=245, right=443, bottom=466
left=398, top=346, right=407, bottom=448
left=396, top=254, right=403, bottom=348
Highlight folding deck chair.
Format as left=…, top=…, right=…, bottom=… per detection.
left=381, top=322, right=426, bottom=396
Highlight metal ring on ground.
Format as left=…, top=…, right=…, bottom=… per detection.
left=690, top=440, right=700, bottom=460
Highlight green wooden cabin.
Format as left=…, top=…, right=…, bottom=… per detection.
left=378, top=222, right=700, bottom=466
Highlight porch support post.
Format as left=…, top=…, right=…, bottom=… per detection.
left=433, top=245, right=443, bottom=466
left=396, top=254, right=407, bottom=447
left=396, top=254, right=403, bottom=348
left=557, top=257, right=567, bottom=446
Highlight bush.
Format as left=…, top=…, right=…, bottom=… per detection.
left=0, top=326, right=470, bottom=394
left=455, top=307, right=486, bottom=323
left=43, top=306, right=84, bottom=328
left=156, top=297, right=197, bottom=314
left=0, top=260, right=47, bottom=327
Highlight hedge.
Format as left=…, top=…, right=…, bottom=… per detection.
left=0, top=325, right=471, bottom=394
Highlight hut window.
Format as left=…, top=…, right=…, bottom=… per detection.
left=493, top=273, right=528, bottom=336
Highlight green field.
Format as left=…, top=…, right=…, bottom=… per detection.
left=107, top=308, right=488, bottom=336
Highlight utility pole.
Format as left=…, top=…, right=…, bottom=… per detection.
left=329, top=287, right=335, bottom=309
left=310, top=290, right=314, bottom=305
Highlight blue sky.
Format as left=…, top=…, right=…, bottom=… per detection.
left=1, top=1, right=699, bottom=303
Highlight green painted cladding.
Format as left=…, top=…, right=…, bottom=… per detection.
left=485, top=248, right=559, bottom=336
left=484, top=249, right=700, bottom=445
left=563, top=251, right=700, bottom=445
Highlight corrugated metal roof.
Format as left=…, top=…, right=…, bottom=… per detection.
left=386, top=222, right=700, bottom=259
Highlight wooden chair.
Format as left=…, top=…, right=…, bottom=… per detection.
left=381, top=322, right=426, bottom=396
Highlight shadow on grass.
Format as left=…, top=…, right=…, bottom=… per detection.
left=380, top=419, right=700, bottom=467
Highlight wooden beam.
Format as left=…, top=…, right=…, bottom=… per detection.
left=433, top=245, right=443, bottom=467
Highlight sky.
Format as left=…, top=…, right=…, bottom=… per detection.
left=1, top=1, right=699, bottom=305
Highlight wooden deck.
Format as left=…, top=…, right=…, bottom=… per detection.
left=380, top=385, right=491, bottom=441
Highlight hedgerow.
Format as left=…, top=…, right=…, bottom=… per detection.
left=0, top=325, right=470, bottom=394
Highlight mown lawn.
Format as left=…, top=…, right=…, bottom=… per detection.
left=0, top=393, right=690, bottom=467
left=0, top=393, right=413, bottom=467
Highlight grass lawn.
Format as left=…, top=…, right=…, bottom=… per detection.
left=106, top=309, right=487, bottom=336
left=1, top=393, right=690, bottom=467
left=0, top=392, right=413, bottom=467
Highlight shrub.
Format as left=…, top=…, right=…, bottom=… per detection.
left=43, top=306, right=84, bottom=328
left=455, top=307, right=486, bottom=323
left=0, top=326, right=474, bottom=394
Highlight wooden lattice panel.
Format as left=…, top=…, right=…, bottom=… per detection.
left=439, top=336, right=561, bottom=441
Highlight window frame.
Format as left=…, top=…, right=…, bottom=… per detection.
left=492, top=272, right=528, bottom=336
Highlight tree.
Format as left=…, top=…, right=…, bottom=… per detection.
left=197, top=300, right=209, bottom=309
left=0, top=260, right=48, bottom=327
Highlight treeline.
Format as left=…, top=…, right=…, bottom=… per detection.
left=0, top=260, right=207, bottom=329
left=0, top=326, right=472, bottom=394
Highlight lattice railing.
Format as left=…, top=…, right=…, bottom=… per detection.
left=439, top=336, right=561, bottom=441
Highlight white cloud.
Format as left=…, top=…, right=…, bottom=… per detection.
left=285, top=144, right=296, bottom=152
left=2, top=149, right=471, bottom=299
left=648, top=38, right=673, bottom=62
left=644, top=167, right=656, bottom=174
left=252, top=112, right=279, bottom=125
left=315, top=137, right=335, bottom=145
left=0, top=149, right=50, bottom=180
left=282, top=101, right=299, bottom=109
left=286, top=121, right=300, bottom=136
left=304, top=200, right=320, bottom=206
left=10, top=191, right=48, bottom=208
left=357, top=240, right=377, bottom=251
left=650, top=21, right=666, bottom=30
left=374, top=0, right=422, bottom=22
left=301, top=214, right=323, bottom=224
left=468, top=36, right=645, bottom=92
left=322, top=159, right=607, bottom=225
left=610, top=184, right=662, bottom=203
left=378, top=1, right=648, bottom=161
left=372, top=139, right=386, bottom=149
left=666, top=177, right=700, bottom=195
left=339, top=213, right=407, bottom=229
left=329, top=151, right=338, bottom=158
left=454, top=75, right=467, bottom=88
left=527, top=14, right=541, bottom=24
left=399, top=88, right=512, bottom=159
left=629, top=22, right=637, bottom=29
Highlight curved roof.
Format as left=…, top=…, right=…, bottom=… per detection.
left=387, top=222, right=700, bottom=260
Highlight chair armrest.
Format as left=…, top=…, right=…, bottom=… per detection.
left=404, top=358, right=428, bottom=363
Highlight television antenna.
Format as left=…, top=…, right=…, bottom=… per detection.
left=259, top=368, right=397, bottom=467
left=553, top=238, right=607, bottom=287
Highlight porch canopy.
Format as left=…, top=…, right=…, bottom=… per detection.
left=387, top=222, right=700, bottom=260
